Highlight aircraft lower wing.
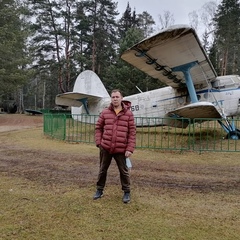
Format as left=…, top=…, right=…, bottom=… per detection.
left=55, top=92, right=101, bottom=107
left=167, top=102, right=222, bottom=119
left=121, top=25, right=217, bottom=89
left=164, top=102, right=222, bottom=128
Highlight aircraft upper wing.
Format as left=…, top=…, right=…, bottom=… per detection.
left=55, top=92, right=102, bottom=107
left=121, top=25, right=217, bottom=89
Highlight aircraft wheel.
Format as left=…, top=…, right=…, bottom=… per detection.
left=226, top=130, right=240, bottom=140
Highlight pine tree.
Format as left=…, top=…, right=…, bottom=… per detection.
left=213, top=0, right=240, bottom=75
left=29, top=0, right=78, bottom=94
left=137, top=11, right=155, bottom=38
left=118, top=2, right=139, bottom=39
left=0, top=0, right=29, bottom=98
left=108, top=3, right=158, bottom=95
left=81, top=0, right=119, bottom=77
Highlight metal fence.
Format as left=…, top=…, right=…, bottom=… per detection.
left=43, top=114, right=240, bottom=152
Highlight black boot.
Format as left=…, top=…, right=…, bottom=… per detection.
left=122, top=192, right=130, bottom=204
left=93, top=189, right=103, bottom=200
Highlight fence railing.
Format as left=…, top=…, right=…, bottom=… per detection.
left=43, top=114, right=240, bottom=152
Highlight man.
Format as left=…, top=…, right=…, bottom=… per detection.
left=94, top=89, right=136, bottom=203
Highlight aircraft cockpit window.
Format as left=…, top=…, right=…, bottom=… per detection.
left=211, top=80, right=220, bottom=89
left=212, top=77, right=236, bottom=89
left=204, top=93, right=209, bottom=99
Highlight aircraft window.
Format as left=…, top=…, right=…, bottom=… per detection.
left=236, top=76, right=240, bottom=85
left=211, top=80, right=219, bottom=89
left=204, top=93, right=209, bottom=99
left=152, top=102, right=157, bottom=107
left=213, top=77, right=237, bottom=89
left=212, top=81, right=227, bottom=89
left=178, top=97, right=184, bottom=104
left=197, top=95, right=201, bottom=100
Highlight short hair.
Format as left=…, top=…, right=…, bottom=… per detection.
left=111, top=89, right=123, bottom=97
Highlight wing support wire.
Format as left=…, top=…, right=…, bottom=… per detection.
left=198, top=62, right=226, bottom=118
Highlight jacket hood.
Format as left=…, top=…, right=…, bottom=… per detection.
left=122, top=100, right=132, bottom=110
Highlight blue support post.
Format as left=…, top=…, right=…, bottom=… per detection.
left=79, top=98, right=89, bottom=114
left=172, top=61, right=198, bottom=103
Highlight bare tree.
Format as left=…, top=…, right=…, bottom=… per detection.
left=188, top=10, right=199, bottom=31
left=200, top=1, right=218, bottom=32
left=189, top=1, right=218, bottom=44
left=200, top=1, right=218, bottom=48
left=157, top=11, right=175, bottom=29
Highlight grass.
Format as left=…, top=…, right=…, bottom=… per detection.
left=0, top=127, right=240, bottom=239
left=1, top=177, right=239, bottom=240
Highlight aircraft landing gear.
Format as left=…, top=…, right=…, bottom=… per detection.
left=226, top=129, right=240, bottom=140
left=218, top=118, right=240, bottom=140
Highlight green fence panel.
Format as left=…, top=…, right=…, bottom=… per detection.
left=65, top=114, right=98, bottom=143
left=43, top=114, right=240, bottom=152
left=44, top=114, right=191, bottom=151
left=192, top=118, right=240, bottom=152
left=134, top=117, right=191, bottom=150
left=44, top=114, right=66, bottom=140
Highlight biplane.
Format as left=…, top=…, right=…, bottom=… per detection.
left=56, top=25, right=240, bottom=139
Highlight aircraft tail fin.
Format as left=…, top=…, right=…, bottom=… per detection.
left=55, top=70, right=110, bottom=107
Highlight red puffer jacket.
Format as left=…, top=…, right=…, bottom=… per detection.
left=95, top=101, right=136, bottom=154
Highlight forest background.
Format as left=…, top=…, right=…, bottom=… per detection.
left=1, top=0, right=240, bottom=112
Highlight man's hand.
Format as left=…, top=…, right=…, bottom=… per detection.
left=125, top=151, right=132, bottom=158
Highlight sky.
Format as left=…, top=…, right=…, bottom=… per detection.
left=117, top=0, right=220, bottom=35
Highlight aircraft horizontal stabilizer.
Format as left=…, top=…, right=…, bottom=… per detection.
left=167, top=102, right=222, bottom=119
left=55, top=92, right=101, bottom=107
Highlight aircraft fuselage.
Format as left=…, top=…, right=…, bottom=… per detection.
left=124, top=85, right=240, bottom=119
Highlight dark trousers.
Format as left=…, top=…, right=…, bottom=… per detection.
left=96, top=147, right=130, bottom=192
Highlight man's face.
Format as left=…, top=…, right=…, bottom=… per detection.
left=111, top=91, right=122, bottom=107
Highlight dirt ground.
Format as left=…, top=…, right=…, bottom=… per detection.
left=0, top=113, right=43, bottom=132
left=0, top=113, right=240, bottom=193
